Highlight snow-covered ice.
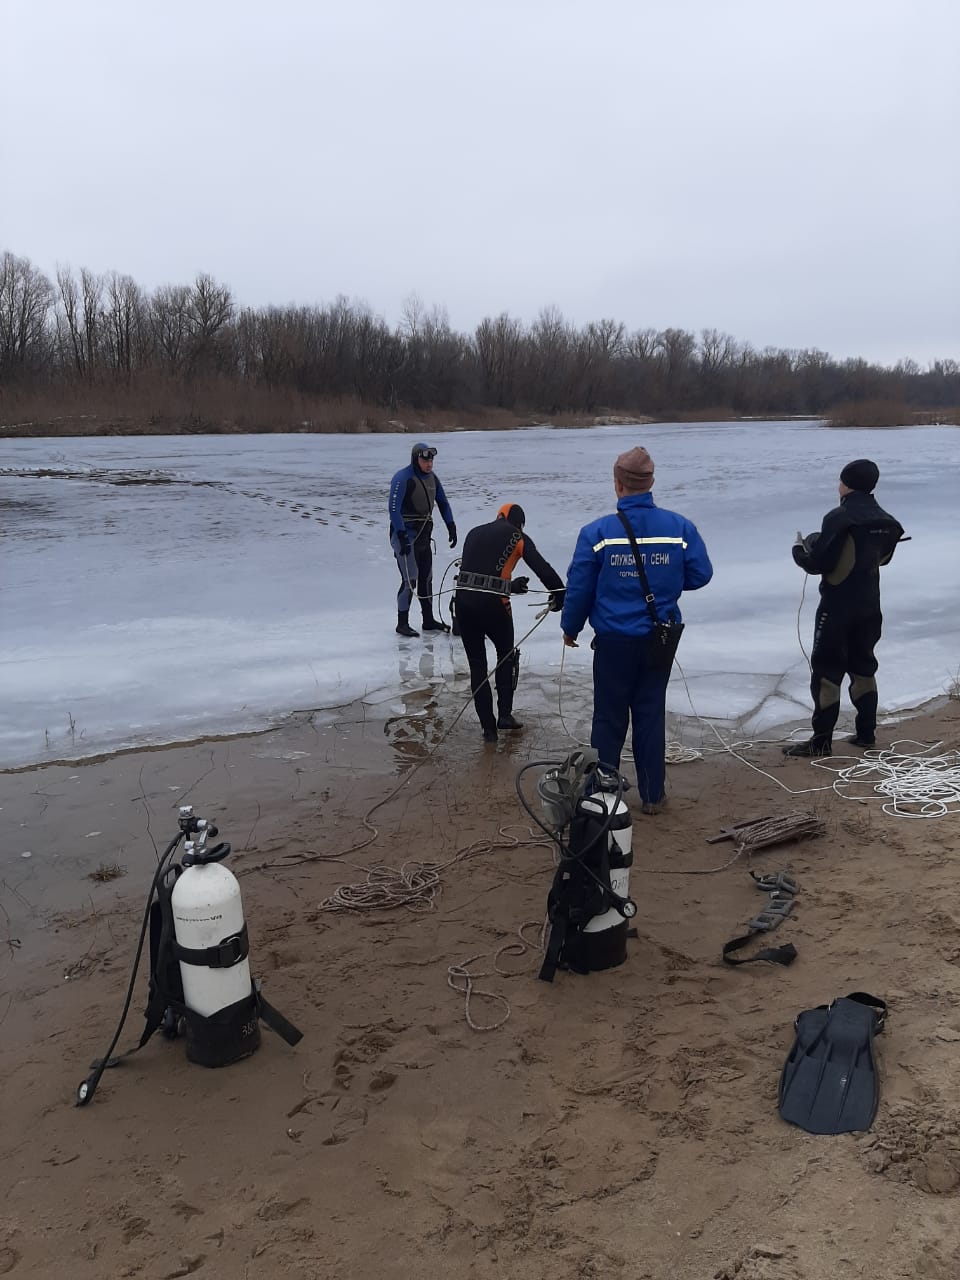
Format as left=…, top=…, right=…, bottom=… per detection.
left=1, top=422, right=956, bottom=768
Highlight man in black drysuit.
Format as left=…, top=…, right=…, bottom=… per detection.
left=455, top=503, right=565, bottom=743
left=784, top=458, right=904, bottom=758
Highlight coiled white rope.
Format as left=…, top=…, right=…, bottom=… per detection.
left=813, top=740, right=960, bottom=818
left=316, top=827, right=551, bottom=912
left=447, top=919, right=548, bottom=1032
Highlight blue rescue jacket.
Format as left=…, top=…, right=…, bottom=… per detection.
left=561, top=492, right=713, bottom=639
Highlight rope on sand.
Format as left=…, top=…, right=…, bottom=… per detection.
left=316, top=833, right=551, bottom=1032
left=639, top=808, right=824, bottom=876
left=316, top=828, right=551, bottom=913
left=816, top=740, right=960, bottom=818
left=447, top=920, right=547, bottom=1032
left=730, top=811, right=825, bottom=853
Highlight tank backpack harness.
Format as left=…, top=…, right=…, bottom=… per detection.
left=518, top=750, right=638, bottom=983
left=140, top=852, right=302, bottom=1067
left=76, top=808, right=302, bottom=1107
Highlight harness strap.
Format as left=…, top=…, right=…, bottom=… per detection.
left=538, top=910, right=568, bottom=983
left=723, top=871, right=799, bottom=968
left=256, top=982, right=304, bottom=1046
left=175, top=923, right=249, bottom=969
left=615, top=510, right=663, bottom=629
left=455, top=570, right=510, bottom=596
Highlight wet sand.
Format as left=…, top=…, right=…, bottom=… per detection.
left=2, top=695, right=960, bottom=1279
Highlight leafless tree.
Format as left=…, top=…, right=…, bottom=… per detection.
left=0, top=251, right=54, bottom=375
left=151, top=284, right=192, bottom=373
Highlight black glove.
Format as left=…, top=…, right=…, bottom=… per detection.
left=448, top=522, right=458, bottom=549
left=397, top=531, right=411, bottom=556
left=510, top=576, right=529, bottom=595
left=548, top=587, right=565, bottom=613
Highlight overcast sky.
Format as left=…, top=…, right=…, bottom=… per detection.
left=3, top=0, right=957, bottom=365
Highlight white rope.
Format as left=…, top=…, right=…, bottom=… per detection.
left=812, top=740, right=960, bottom=818
left=672, top=659, right=839, bottom=797
left=447, top=919, right=547, bottom=1032
left=557, top=640, right=702, bottom=763
left=316, top=828, right=551, bottom=912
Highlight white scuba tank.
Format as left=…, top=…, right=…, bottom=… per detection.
left=578, top=791, right=633, bottom=936
left=171, top=855, right=252, bottom=1017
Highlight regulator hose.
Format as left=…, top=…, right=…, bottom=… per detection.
left=75, top=830, right=183, bottom=1107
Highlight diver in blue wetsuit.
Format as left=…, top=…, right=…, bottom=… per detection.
left=388, top=442, right=457, bottom=637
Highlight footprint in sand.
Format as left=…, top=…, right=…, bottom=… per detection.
left=322, top=1104, right=368, bottom=1145
left=327, top=1022, right=403, bottom=1132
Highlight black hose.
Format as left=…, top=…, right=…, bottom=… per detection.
left=436, top=556, right=461, bottom=630
left=75, top=830, right=183, bottom=1107
left=514, top=759, right=625, bottom=896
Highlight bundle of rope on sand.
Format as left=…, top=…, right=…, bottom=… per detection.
left=727, top=811, right=825, bottom=853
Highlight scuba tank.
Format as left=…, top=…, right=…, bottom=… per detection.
left=76, top=805, right=302, bottom=1106
left=565, top=789, right=634, bottom=972
left=518, top=749, right=636, bottom=982
left=169, top=831, right=260, bottom=1067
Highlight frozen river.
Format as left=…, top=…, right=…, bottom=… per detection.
left=1, top=422, right=956, bottom=769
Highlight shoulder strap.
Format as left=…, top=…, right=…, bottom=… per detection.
left=615, top=509, right=661, bottom=628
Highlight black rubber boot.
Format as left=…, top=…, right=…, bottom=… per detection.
left=482, top=726, right=499, bottom=743
left=497, top=713, right=524, bottom=731
left=396, top=611, right=419, bottom=638
left=782, top=738, right=832, bottom=758
left=846, top=734, right=876, bottom=747
left=419, top=599, right=450, bottom=633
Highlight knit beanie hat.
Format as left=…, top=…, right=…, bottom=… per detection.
left=614, top=447, right=655, bottom=492
left=840, top=459, right=880, bottom=493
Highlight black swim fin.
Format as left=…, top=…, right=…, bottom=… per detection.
left=778, top=991, right=887, bottom=1135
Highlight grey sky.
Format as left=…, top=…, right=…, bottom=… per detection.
left=3, top=0, right=958, bottom=365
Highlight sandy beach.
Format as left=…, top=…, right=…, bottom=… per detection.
left=3, top=693, right=960, bottom=1280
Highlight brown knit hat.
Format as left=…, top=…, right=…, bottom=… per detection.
left=614, top=446, right=655, bottom=492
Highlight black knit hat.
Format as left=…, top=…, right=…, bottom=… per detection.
left=840, top=459, right=880, bottom=493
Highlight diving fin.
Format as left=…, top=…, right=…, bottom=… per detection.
left=778, top=991, right=887, bottom=1135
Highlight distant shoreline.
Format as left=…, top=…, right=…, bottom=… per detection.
left=0, top=412, right=837, bottom=439
left=4, top=411, right=958, bottom=440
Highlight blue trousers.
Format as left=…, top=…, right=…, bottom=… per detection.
left=591, top=635, right=671, bottom=804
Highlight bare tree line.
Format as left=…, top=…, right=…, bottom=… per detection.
left=1, top=248, right=957, bottom=428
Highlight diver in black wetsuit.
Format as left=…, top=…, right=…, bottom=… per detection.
left=784, top=459, right=905, bottom=758
left=454, top=503, right=565, bottom=743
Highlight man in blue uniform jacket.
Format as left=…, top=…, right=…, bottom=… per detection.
left=561, top=446, right=713, bottom=813
left=388, top=442, right=457, bottom=637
